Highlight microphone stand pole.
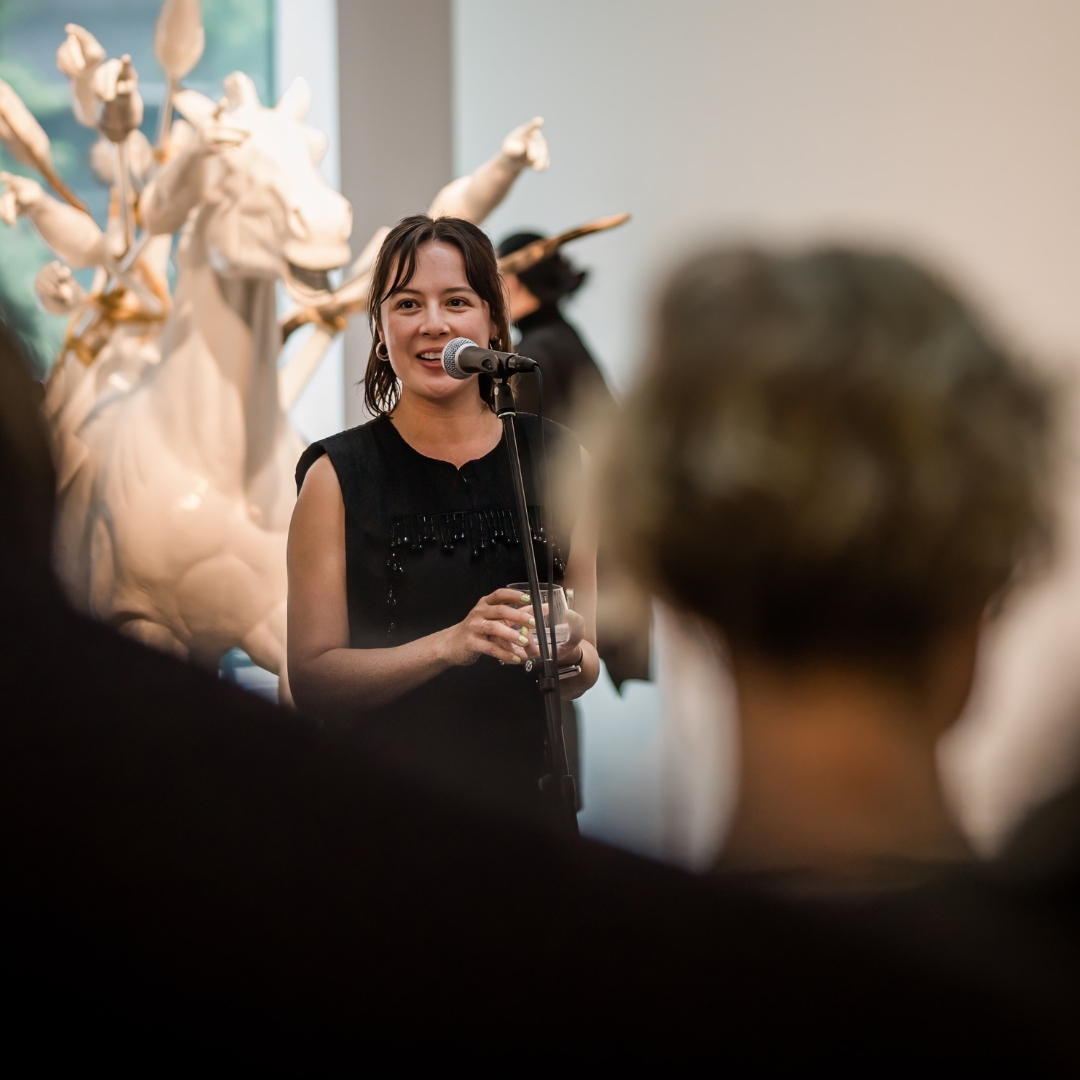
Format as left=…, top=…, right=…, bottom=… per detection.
left=493, top=376, right=578, bottom=829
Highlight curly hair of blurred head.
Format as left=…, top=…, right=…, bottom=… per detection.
left=607, top=246, right=1055, bottom=667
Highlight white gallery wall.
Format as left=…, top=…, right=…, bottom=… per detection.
left=274, top=0, right=344, bottom=444
left=453, top=0, right=1080, bottom=853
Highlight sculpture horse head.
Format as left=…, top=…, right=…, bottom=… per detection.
left=169, top=72, right=352, bottom=285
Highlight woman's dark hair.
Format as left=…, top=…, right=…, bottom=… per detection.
left=497, top=232, right=588, bottom=308
left=365, top=215, right=511, bottom=416
left=605, top=246, right=1054, bottom=666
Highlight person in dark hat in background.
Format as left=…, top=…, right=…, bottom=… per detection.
left=498, top=232, right=652, bottom=800
left=497, top=231, right=615, bottom=431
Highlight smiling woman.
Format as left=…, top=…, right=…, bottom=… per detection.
left=287, top=215, right=599, bottom=824
left=361, top=215, right=509, bottom=418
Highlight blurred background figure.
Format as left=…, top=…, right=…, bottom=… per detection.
left=497, top=231, right=614, bottom=432
left=499, top=229, right=651, bottom=804
left=607, top=246, right=1054, bottom=886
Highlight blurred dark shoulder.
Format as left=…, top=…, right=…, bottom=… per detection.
left=513, top=307, right=614, bottom=433
left=998, top=777, right=1080, bottom=907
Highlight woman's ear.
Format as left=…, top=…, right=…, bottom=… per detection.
left=374, top=310, right=390, bottom=359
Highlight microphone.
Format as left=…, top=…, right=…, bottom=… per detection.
left=442, top=337, right=537, bottom=380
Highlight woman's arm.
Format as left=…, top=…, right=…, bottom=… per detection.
left=287, top=455, right=534, bottom=716
left=554, top=449, right=601, bottom=700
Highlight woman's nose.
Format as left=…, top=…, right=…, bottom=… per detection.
left=419, top=301, right=451, bottom=336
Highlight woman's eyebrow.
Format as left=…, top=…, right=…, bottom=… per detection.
left=390, top=284, right=475, bottom=296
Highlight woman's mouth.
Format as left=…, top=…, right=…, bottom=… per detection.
left=417, top=350, right=444, bottom=364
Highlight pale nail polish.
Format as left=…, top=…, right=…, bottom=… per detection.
left=529, top=617, right=536, bottom=627
left=520, top=593, right=530, bottom=604
left=518, top=632, right=529, bottom=645
left=513, top=655, right=522, bottom=664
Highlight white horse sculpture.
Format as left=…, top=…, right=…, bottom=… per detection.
left=4, top=48, right=549, bottom=698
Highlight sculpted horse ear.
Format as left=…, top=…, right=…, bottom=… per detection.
left=223, top=71, right=260, bottom=112
left=275, top=78, right=321, bottom=161
left=306, top=129, right=327, bottom=164
left=172, top=88, right=217, bottom=128
left=276, top=76, right=311, bottom=122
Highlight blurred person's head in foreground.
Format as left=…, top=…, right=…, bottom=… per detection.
left=0, top=318, right=55, bottom=601
left=607, top=247, right=1053, bottom=883
left=497, top=231, right=587, bottom=323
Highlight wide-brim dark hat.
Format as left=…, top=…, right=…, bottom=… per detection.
left=496, top=214, right=631, bottom=306
left=497, top=232, right=546, bottom=260
left=497, top=231, right=586, bottom=306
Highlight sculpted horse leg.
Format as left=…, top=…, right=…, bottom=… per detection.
left=115, top=615, right=188, bottom=659
left=240, top=599, right=291, bottom=706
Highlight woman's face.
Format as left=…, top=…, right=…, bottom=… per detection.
left=379, top=240, right=496, bottom=407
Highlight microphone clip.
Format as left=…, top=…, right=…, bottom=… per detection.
left=504, top=354, right=537, bottom=374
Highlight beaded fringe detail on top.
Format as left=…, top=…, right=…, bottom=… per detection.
left=386, top=506, right=565, bottom=637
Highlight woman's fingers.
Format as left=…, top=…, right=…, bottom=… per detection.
left=468, top=612, right=530, bottom=666
left=490, top=626, right=531, bottom=648
left=555, top=611, right=586, bottom=664
left=464, top=590, right=579, bottom=665
left=485, top=603, right=535, bottom=629
left=477, top=615, right=529, bottom=647
left=486, top=587, right=531, bottom=608
left=476, top=633, right=527, bottom=664
left=564, top=609, right=586, bottom=645
left=451, top=591, right=538, bottom=667
left=556, top=641, right=582, bottom=664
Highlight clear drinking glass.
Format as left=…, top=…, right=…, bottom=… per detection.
left=507, top=582, right=570, bottom=648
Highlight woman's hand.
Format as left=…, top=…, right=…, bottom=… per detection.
left=523, top=607, right=587, bottom=668
left=439, top=588, right=536, bottom=667
left=557, top=609, right=587, bottom=668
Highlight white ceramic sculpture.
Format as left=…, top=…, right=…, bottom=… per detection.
left=0, top=1, right=551, bottom=699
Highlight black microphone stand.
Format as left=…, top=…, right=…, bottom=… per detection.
left=492, top=376, right=579, bottom=829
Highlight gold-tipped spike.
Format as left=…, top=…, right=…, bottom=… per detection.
left=497, top=212, right=631, bottom=275
left=0, top=78, right=90, bottom=215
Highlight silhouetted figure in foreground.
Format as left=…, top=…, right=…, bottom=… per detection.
left=1002, top=779, right=1080, bottom=902
left=0, top=318, right=1067, bottom=1066
left=607, top=246, right=1052, bottom=887
left=604, top=247, right=1080, bottom=1060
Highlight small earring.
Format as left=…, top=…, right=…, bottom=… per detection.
left=375, top=341, right=389, bottom=360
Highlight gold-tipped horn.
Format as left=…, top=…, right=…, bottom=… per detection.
left=497, top=212, right=630, bottom=276
left=39, top=160, right=91, bottom=216
left=0, top=78, right=90, bottom=215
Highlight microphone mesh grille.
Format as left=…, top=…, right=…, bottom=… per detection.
left=442, top=337, right=477, bottom=380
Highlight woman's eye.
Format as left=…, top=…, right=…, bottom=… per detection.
left=447, top=297, right=469, bottom=307
left=397, top=299, right=417, bottom=309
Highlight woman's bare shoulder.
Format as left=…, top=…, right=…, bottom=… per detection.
left=295, top=453, right=343, bottom=518
left=290, top=454, right=345, bottom=569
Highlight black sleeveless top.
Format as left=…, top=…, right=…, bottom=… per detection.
left=295, top=413, right=581, bottom=814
